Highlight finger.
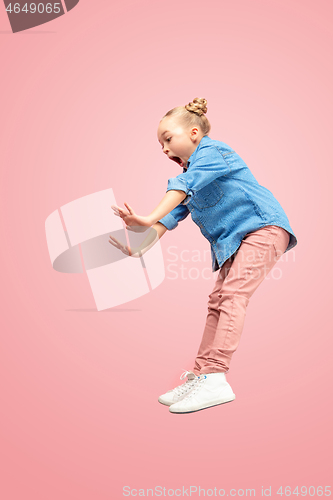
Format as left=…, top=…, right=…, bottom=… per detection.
left=111, top=205, right=127, bottom=217
left=124, top=202, right=134, bottom=214
left=109, top=239, right=120, bottom=248
left=109, top=236, right=124, bottom=246
left=109, top=236, right=122, bottom=247
left=109, top=239, right=128, bottom=254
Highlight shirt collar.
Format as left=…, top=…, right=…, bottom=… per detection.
left=184, top=135, right=211, bottom=171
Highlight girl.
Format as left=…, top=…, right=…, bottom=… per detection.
left=109, top=97, right=297, bottom=414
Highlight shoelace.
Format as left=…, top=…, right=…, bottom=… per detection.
left=180, top=370, right=193, bottom=381
left=182, top=374, right=207, bottom=401
left=172, top=370, right=200, bottom=397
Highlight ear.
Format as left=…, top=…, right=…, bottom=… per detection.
left=190, top=127, right=200, bottom=141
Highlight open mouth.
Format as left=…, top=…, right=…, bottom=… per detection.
left=170, top=156, right=184, bottom=168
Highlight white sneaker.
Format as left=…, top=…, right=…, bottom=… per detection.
left=169, top=372, right=236, bottom=413
left=158, top=370, right=200, bottom=406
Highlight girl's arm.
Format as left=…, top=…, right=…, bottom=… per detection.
left=110, top=190, right=186, bottom=258
left=147, top=190, right=187, bottom=226
left=109, top=221, right=168, bottom=257
left=152, top=221, right=168, bottom=238
left=133, top=222, right=168, bottom=256
left=111, top=190, right=187, bottom=229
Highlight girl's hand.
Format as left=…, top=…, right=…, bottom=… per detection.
left=108, top=235, right=141, bottom=258
left=111, top=203, right=151, bottom=232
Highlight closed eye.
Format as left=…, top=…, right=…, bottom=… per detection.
left=161, top=137, right=171, bottom=149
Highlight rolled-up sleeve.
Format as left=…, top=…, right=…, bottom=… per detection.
left=166, top=144, right=230, bottom=199
left=166, top=176, right=188, bottom=194
left=158, top=203, right=190, bottom=230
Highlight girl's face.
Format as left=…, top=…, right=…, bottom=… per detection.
left=157, top=116, right=203, bottom=169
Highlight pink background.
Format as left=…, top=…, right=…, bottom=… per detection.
left=1, top=0, right=332, bottom=498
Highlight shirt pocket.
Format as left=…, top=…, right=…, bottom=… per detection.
left=191, top=180, right=224, bottom=210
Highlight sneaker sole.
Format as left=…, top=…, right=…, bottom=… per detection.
left=158, top=396, right=192, bottom=406
left=169, top=395, right=236, bottom=414
left=158, top=389, right=198, bottom=406
left=158, top=398, right=173, bottom=406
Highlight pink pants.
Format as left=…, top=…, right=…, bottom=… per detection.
left=193, top=225, right=290, bottom=375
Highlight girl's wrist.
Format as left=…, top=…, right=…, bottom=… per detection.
left=146, top=215, right=156, bottom=226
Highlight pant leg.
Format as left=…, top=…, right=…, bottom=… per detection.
left=194, top=225, right=290, bottom=375
left=192, top=254, right=235, bottom=376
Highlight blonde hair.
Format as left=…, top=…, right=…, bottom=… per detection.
left=161, top=97, right=211, bottom=136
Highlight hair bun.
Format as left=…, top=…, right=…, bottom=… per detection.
left=185, top=97, right=208, bottom=116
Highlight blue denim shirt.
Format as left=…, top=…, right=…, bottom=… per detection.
left=158, top=135, right=297, bottom=272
